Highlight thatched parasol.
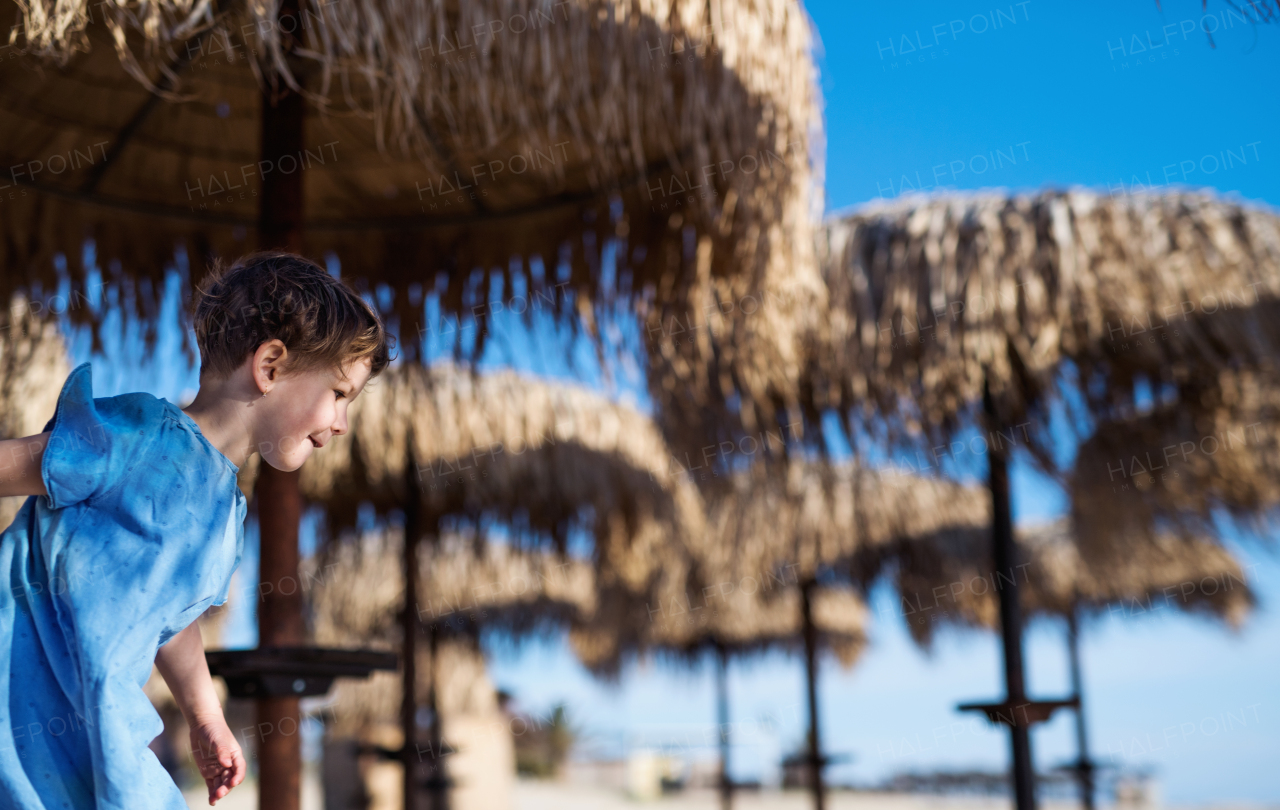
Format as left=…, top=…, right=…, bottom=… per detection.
left=814, top=189, right=1280, bottom=810
left=689, top=462, right=990, bottom=585
left=310, top=529, right=596, bottom=654
left=284, top=360, right=706, bottom=590
left=305, top=528, right=593, bottom=809
left=815, top=190, right=1280, bottom=460
left=572, top=573, right=865, bottom=810
left=869, top=516, right=1254, bottom=810
left=1, top=0, right=824, bottom=451
left=880, top=519, right=1254, bottom=647
left=570, top=458, right=984, bottom=810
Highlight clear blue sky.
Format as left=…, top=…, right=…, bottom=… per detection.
left=71, top=1, right=1279, bottom=804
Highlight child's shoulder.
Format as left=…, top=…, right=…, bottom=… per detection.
left=43, top=364, right=233, bottom=510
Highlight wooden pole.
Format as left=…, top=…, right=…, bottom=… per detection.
left=255, top=1, right=306, bottom=806
left=799, top=580, right=825, bottom=810
left=402, top=451, right=422, bottom=810
left=715, top=644, right=732, bottom=810
left=983, top=379, right=1037, bottom=810
left=1067, top=606, right=1095, bottom=810
left=254, top=465, right=303, bottom=810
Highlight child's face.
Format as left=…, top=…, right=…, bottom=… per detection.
left=258, top=356, right=374, bottom=471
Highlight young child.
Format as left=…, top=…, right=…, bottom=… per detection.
left=0, top=252, right=392, bottom=808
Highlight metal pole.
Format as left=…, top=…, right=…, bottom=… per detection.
left=715, top=644, right=732, bottom=810
left=402, top=453, right=422, bottom=810
left=255, top=3, right=306, bottom=805
left=425, top=622, right=449, bottom=810
left=1067, top=606, right=1095, bottom=810
left=984, top=379, right=1036, bottom=810
left=799, top=580, right=825, bottom=810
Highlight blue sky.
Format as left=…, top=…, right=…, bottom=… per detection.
left=67, top=1, right=1280, bottom=804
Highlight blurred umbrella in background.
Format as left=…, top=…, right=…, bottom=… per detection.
left=574, top=458, right=989, bottom=810
left=1070, top=373, right=1280, bottom=560
left=306, top=528, right=597, bottom=809
left=276, top=361, right=704, bottom=807
left=813, top=190, right=1280, bottom=810
left=573, top=568, right=866, bottom=810
left=854, top=516, right=1254, bottom=810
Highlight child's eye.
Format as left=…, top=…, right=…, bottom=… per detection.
left=334, top=390, right=346, bottom=399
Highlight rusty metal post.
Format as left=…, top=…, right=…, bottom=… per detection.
left=1067, top=607, right=1096, bottom=810
left=800, top=580, right=825, bottom=810
left=425, top=621, right=449, bottom=810
left=715, top=644, right=732, bottom=810
left=255, top=0, right=306, bottom=806
left=402, top=453, right=422, bottom=810
left=984, top=379, right=1037, bottom=810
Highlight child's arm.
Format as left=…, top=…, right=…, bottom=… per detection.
left=155, top=622, right=247, bottom=805
left=0, top=432, right=49, bottom=497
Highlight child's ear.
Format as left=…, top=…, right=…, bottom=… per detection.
left=252, top=340, right=289, bottom=391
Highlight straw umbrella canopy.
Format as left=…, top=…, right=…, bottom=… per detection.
left=281, top=360, right=707, bottom=590
left=814, top=189, right=1280, bottom=809
left=304, top=528, right=595, bottom=802
left=573, top=575, right=866, bottom=810
left=571, top=458, right=986, bottom=810
left=308, top=529, right=596, bottom=678
left=570, top=564, right=868, bottom=675
left=0, top=0, right=824, bottom=449
left=879, top=519, right=1254, bottom=647
left=1069, top=369, right=1280, bottom=560
left=686, top=461, right=991, bottom=584
left=814, top=190, right=1280, bottom=463
left=570, top=480, right=869, bottom=810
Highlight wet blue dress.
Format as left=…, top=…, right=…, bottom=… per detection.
left=0, top=363, right=246, bottom=809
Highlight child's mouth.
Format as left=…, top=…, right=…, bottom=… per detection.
left=308, top=436, right=322, bottom=449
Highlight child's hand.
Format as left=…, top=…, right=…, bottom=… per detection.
left=189, top=716, right=246, bottom=806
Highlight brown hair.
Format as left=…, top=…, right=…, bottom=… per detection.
left=192, top=251, right=394, bottom=380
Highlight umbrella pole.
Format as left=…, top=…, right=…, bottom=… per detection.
left=255, top=2, right=306, bottom=806
left=984, top=380, right=1036, bottom=810
left=1067, top=606, right=1095, bottom=810
left=800, top=579, right=825, bottom=810
left=425, top=621, right=449, bottom=810
left=254, top=466, right=303, bottom=810
left=715, top=644, right=732, bottom=810
left=402, top=455, right=422, bottom=810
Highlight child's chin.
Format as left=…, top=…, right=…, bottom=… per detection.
left=264, top=450, right=310, bottom=473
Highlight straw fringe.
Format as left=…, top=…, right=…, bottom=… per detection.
left=4, top=0, right=825, bottom=457
left=1070, top=368, right=1280, bottom=557
left=876, top=519, right=1254, bottom=648
left=306, top=529, right=593, bottom=737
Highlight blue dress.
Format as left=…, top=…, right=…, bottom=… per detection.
left=0, top=363, right=246, bottom=810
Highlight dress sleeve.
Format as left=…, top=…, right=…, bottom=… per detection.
left=40, top=363, right=153, bottom=510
